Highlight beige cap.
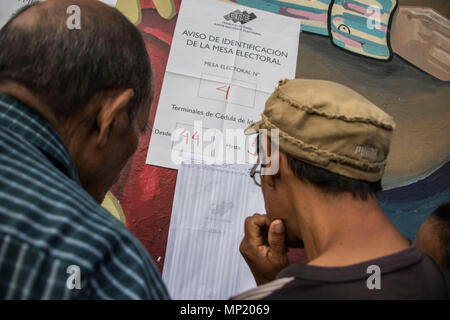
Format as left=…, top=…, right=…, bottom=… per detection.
left=245, top=79, right=396, bottom=182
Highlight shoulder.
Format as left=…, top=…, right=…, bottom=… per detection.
left=59, top=188, right=169, bottom=299
left=36, top=183, right=169, bottom=299
left=0, top=127, right=168, bottom=299
left=87, top=226, right=169, bottom=299
left=417, top=252, right=450, bottom=298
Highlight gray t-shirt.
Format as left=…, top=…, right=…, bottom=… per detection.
left=233, top=246, right=450, bottom=299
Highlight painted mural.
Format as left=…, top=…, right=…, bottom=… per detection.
left=223, top=0, right=399, bottom=60
left=0, top=0, right=446, bottom=271
left=329, top=0, right=397, bottom=60
left=107, top=0, right=450, bottom=269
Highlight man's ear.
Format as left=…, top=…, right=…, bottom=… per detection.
left=96, top=89, right=134, bottom=148
left=265, top=152, right=289, bottom=189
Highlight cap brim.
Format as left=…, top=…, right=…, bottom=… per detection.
left=244, top=120, right=265, bottom=135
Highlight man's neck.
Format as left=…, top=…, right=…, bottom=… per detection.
left=291, top=188, right=410, bottom=267
left=0, top=83, right=61, bottom=129
left=0, top=82, right=83, bottom=158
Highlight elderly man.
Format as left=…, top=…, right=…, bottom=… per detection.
left=236, top=79, right=450, bottom=299
left=0, top=0, right=168, bottom=299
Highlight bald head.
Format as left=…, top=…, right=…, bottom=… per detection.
left=0, top=0, right=152, bottom=118
left=7, top=0, right=117, bottom=28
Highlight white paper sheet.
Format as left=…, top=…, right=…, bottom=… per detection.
left=146, top=0, right=301, bottom=169
left=163, top=162, right=266, bottom=300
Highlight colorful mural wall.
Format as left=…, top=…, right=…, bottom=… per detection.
left=108, top=0, right=450, bottom=269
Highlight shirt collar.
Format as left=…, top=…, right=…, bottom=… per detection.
left=0, top=93, right=80, bottom=184
left=277, top=245, right=423, bottom=282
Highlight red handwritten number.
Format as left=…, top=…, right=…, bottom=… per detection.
left=216, top=85, right=231, bottom=100
left=192, top=131, right=200, bottom=146
left=180, top=129, right=200, bottom=146
left=180, top=129, right=189, bottom=145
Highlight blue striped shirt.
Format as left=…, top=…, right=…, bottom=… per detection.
left=0, top=93, right=169, bottom=299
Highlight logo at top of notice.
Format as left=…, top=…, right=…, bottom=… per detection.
left=223, top=10, right=256, bottom=24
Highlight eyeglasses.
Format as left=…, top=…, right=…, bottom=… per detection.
left=250, top=161, right=267, bottom=187
left=250, top=133, right=266, bottom=187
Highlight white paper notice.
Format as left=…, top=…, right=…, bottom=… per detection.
left=146, top=0, right=301, bottom=169
left=163, top=162, right=265, bottom=299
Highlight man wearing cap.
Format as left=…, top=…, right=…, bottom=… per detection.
left=234, top=79, right=450, bottom=299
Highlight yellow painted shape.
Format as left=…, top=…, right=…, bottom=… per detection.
left=152, top=0, right=176, bottom=20
left=101, top=191, right=127, bottom=224
left=116, top=0, right=142, bottom=25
